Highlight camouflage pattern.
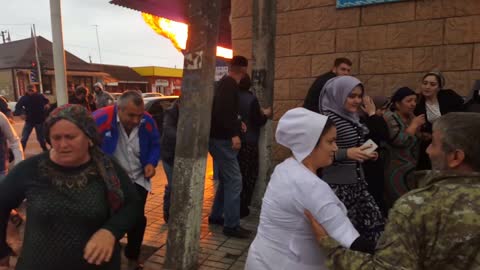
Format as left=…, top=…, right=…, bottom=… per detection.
left=319, top=170, right=480, bottom=270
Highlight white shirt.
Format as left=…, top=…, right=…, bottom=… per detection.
left=245, top=157, right=359, bottom=270
left=113, top=116, right=151, bottom=191
left=426, top=100, right=441, bottom=123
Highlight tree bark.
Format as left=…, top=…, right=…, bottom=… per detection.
left=164, top=0, right=222, bottom=269
left=251, top=0, right=277, bottom=208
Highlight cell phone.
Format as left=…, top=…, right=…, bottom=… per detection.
left=361, top=139, right=378, bottom=155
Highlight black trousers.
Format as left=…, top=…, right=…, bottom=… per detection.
left=125, top=183, right=148, bottom=260
left=238, top=143, right=259, bottom=215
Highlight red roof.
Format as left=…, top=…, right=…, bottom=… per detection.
left=109, top=0, right=231, bottom=48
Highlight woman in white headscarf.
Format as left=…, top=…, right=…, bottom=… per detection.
left=319, top=76, right=385, bottom=242
left=245, top=108, right=374, bottom=270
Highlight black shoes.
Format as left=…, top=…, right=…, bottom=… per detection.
left=240, top=207, right=250, bottom=219
left=208, top=217, right=224, bottom=225
left=223, top=226, right=251, bottom=239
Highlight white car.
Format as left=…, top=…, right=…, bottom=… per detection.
left=142, top=92, right=165, bottom=98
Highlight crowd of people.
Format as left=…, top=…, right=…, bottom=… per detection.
left=0, top=54, right=478, bottom=270
left=245, top=57, right=480, bottom=269
left=1, top=87, right=159, bottom=270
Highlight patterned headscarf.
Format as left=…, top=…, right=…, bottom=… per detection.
left=45, top=104, right=124, bottom=212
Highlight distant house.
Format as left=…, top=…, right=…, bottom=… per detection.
left=91, top=64, right=148, bottom=93
left=0, top=36, right=107, bottom=101
left=0, top=36, right=149, bottom=101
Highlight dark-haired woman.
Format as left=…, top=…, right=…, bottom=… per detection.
left=414, top=71, right=464, bottom=170
left=384, top=87, right=424, bottom=208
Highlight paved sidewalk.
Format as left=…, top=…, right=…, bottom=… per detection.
left=135, top=160, right=259, bottom=270
left=9, top=118, right=259, bottom=270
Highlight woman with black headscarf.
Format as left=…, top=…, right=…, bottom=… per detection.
left=0, top=104, right=139, bottom=269
left=414, top=71, right=464, bottom=169
left=384, top=87, right=425, bottom=208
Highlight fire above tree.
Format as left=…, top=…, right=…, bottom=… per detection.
left=142, top=13, right=233, bottom=59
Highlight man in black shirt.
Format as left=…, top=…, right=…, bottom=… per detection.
left=303, top=57, right=352, bottom=113
left=209, top=56, right=250, bottom=238
left=15, top=85, right=50, bottom=151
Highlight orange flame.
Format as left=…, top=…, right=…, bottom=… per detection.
left=142, top=13, right=232, bottom=59
left=142, top=13, right=188, bottom=51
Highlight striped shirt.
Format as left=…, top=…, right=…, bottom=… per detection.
left=322, top=111, right=366, bottom=185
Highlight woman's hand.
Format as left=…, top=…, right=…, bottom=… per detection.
left=83, top=229, right=116, bottom=266
left=411, top=114, right=426, bottom=128
left=406, top=114, right=426, bottom=136
left=347, top=145, right=373, bottom=162
left=361, top=96, right=376, bottom=117
left=304, top=210, right=329, bottom=243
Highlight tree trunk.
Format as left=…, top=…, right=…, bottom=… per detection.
left=251, top=0, right=277, bottom=208
left=164, top=0, right=222, bottom=269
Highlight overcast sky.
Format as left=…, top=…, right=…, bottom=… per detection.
left=0, top=0, right=185, bottom=68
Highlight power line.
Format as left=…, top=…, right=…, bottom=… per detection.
left=65, top=43, right=170, bottom=59
left=93, top=25, right=102, bottom=64
left=0, top=23, right=33, bottom=26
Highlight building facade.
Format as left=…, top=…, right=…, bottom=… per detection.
left=133, top=66, right=183, bottom=95
left=231, top=0, right=480, bottom=159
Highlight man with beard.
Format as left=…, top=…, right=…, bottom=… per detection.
left=306, top=112, right=480, bottom=270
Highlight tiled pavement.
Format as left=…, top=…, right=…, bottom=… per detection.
left=134, top=162, right=260, bottom=270
left=9, top=118, right=259, bottom=270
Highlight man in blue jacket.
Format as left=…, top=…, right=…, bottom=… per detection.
left=93, top=90, right=160, bottom=269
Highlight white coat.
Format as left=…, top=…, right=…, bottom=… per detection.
left=245, top=157, right=359, bottom=270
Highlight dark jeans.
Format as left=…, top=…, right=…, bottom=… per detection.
left=162, top=161, right=173, bottom=222
left=125, top=183, right=148, bottom=260
left=208, top=139, right=242, bottom=229
left=21, top=122, right=48, bottom=151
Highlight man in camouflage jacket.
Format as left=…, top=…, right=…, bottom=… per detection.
left=306, top=112, right=480, bottom=270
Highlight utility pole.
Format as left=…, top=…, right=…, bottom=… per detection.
left=49, top=0, right=68, bottom=105
left=93, top=25, right=102, bottom=63
left=32, top=24, right=44, bottom=93
left=251, top=0, right=277, bottom=208
left=0, top=30, right=7, bottom=43
left=164, top=0, right=222, bottom=269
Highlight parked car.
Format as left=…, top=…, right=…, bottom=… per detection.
left=144, top=96, right=179, bottom=136
left=142, top=92, right=165, bottom=99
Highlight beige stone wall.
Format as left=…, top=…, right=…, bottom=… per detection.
left=231, top=0, right=480, bottom=160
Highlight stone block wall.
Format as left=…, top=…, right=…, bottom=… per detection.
left=231, top=0, right=480, bottom=161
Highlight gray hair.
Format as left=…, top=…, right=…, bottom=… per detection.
left=433, top=112, right=480, bottom=171
left=117, top=90, right=143, bottom=109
